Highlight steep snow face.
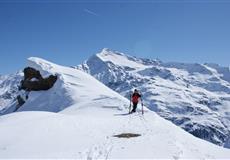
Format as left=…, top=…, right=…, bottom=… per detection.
left=78, top=48, right=230, bottom=148
left=0, top=72, right=23, bottom=113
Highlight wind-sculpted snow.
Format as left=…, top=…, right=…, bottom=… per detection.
left=23, top=57, right=129, bottom=112
left=0, top=57, right=129, bottom=114
left=78, top=48, right=230, bottom=148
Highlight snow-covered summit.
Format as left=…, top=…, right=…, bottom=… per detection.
left=79, top=48, right=230, bottom=148
left=0, top=57, right=230, bottom=158
left=95, top=48, right=149, bottom=70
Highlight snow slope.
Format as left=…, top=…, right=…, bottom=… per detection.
left=78, top=48, right=230, bottom=148
left=0, top=57, right=230, bottom=158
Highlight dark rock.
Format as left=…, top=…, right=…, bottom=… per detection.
left=20, top=67, right=57, bottom=91
left=170, top=117, right=191, bottom=125
left=23, top=67, right=43, bottom=81
left=113, top=133, right=141, bottom=138
left=16, top=95, right=25, bottom=106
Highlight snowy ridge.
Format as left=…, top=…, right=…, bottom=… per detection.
left=0, top=57, right=230, bottom=158
left=20, top=57, right=129, bottom=112
left=1, top=109, right=230, bottom=159
left=78, top=48, right=230, bottom=148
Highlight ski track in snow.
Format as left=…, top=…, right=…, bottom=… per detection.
left=79, top=111, right=187, bottom=159
left=76, top=110, right=168, bottom=159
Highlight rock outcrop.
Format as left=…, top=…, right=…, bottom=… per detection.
left=20, top=67, right=57, bottom=91
left=16, top=95, right=25, bottom=107
left=15, top=67, right=57, bottom=109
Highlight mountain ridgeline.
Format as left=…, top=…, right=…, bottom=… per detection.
left=77, top=48, right=230, bottom=148
left=0, top=55, right=230, bottom=158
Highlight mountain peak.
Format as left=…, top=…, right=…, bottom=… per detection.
left=97, top=48, right=125, bottom=57
left=101, top=48, right=113, bottom=53
left=94, top=48, right=147, bottom=69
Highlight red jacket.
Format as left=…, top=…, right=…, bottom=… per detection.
left=132, top=93, right=141, bottom=103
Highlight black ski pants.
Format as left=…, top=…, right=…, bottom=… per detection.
left=132, top=102, right=138, bottom=112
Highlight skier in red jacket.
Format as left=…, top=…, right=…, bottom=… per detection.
left=131, top=89, right=141, bottom=113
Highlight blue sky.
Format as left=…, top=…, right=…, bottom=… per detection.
left=0, top=0, right=230, bottom=74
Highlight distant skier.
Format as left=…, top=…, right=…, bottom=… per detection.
left=130, top=89, right=142, bottom=113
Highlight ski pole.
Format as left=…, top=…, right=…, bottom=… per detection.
left=129, top=93, right=131, bottom=113
left=141, top=98, right=144, bottom=115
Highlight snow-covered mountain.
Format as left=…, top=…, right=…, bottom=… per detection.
left=0, top=72, right=23, bottom=113
left=0, top=57, right=230, bottom=159
left=78, top=48, right=230, bottom=148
